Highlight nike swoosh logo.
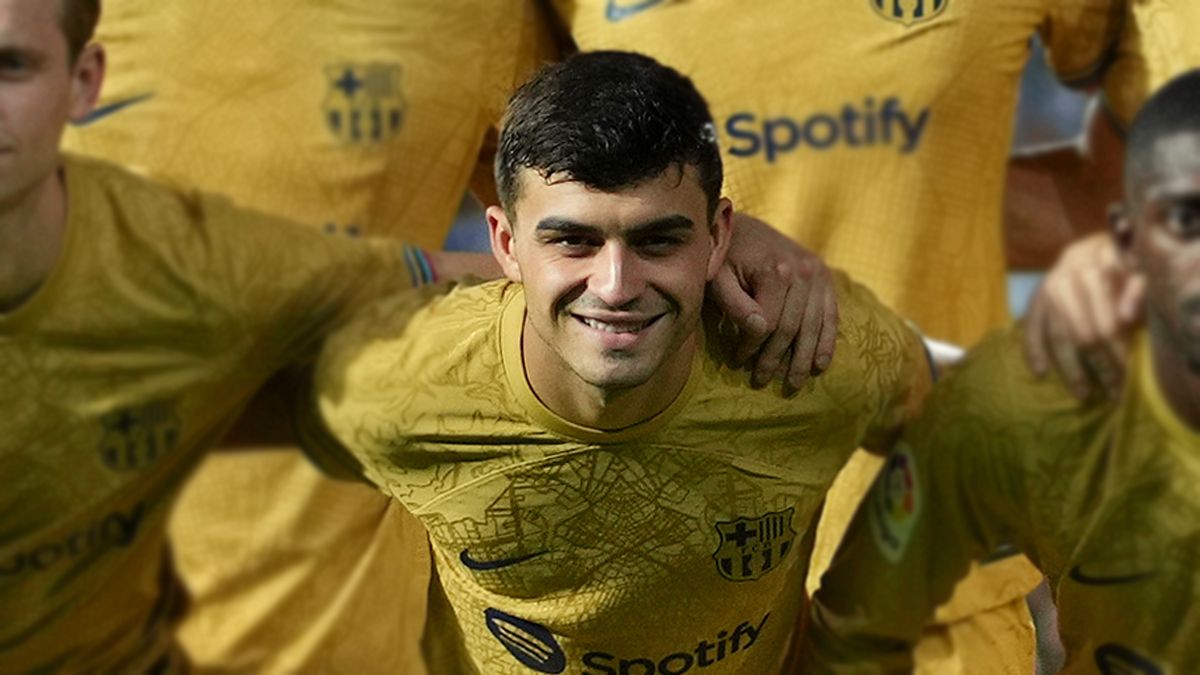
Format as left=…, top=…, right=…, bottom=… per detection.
left=1068, top=564, right=1157, bottom=586
left=72, top=93, right=154, bottom=127
left=460, top=548, right=548, bottom=571
left=606, top=0, right=667, bottom=22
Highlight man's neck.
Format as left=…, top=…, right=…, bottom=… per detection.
left=0, top=169, right=68, bottom=313
left=523, top=329, right=697, bottom=431
left=1148, top=317, right=1200, bottom=431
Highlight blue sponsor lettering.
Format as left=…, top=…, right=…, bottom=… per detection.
left=725, top=97, right=930, bottom=162
left=582, top=613, right=769, bottom=674
left=0, top=501, right=147, bottom=577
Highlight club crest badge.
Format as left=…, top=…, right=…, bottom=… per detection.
left=870, top=0, right=948, bottom=27
left=712, top=508, right=796, bottom=582
left=869, top=447, right=922, bottom=562
left=323, top=63, right=406, bottom=145
left=97, top=400, right=181, bottom=472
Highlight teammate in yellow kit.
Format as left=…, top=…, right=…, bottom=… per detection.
left=545, top=2, right=1124, bottom=670
left=805, top=69, right=1200, bottom=673
left=61, top=3, right=558, bottom=671
left=295, top=50, right=932, bottom=675
left=0, top=1, right=434, bottom=670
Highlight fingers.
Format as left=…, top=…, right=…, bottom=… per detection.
left=753, top=262, right=808, bottom=387
left=785, top=277, right=826, bottom=390
left=709, top=265, right=772, bottom=362
left=815, top=275, right=839, bottom=373
left=1022, top=291, right=1051, bottom=376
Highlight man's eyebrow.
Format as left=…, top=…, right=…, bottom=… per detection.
left=534, top=214, right=696, bottom=235
left=625, top=214, right=696, bottom=235
left=534, top=217, right=601, bottom=235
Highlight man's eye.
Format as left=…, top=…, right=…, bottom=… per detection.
left=636, top=236, right=683, bottom=253
left=552, top=236, right=597, bottom=250
left=0, top=53, right=28, bottom=71
left=1167, top=204, right=1200, bottom=237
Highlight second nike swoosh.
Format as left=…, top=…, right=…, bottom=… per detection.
left=606, top=0, right=667, bottom=22
left=460, top=548, right=549, bottom=571
left=1068, top=565, right=1158, bottom=586
left=73, top=93, right=154, bottom=127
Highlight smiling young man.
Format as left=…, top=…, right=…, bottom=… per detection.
left=804, top=70, right=1200, bottom=673
left=297, top=51, right=931, bottom=674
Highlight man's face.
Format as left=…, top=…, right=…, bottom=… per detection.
left=1125, top=131, right=1200, bottom=370
left=0, top=0, right=95, bottom=208
left=490, top=166, right=732, bottom=395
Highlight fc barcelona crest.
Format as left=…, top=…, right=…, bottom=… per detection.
left=870, top=0, right=948, bottom=26
left=98, top=401, right=181, bottom=472
left=712, top=508, right=796, bottom=582
left=324, top=63, right=406, bottom=145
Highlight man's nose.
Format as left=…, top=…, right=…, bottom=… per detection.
left=589, top=243, right=646, bottom=308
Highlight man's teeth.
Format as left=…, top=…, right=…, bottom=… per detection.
left=580, top=317, right=652, bottom=333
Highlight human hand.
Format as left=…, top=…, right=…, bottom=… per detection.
left=709, top=213, right=838, bottom=390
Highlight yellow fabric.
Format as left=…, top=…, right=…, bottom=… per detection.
left=0, top=156, right=413, bottom=674
left=298, top=274, right=931, bottom=674
left=1103, top=0, right=1200, bottom=128
left=805, top=327, right=1200, bottom=673
left=546, top=1, right=1122, bottom=656
left=552, top=0, right=1120, bottom=346
left=61, top=3, right=557, bottom=672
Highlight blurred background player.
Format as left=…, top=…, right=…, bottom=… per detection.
left=804, top=69, right=1200, bottom=673
left=62, top=3, right=557, bottom=672
left=0, top=0, right=452, bottom=670
left=542, top=0, right=1123, bottom=671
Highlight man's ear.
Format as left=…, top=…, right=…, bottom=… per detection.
left=705, top=198, right=735, bottom=280
left=68, top=43, right=105, bottom=120
left=1109, top=202, right=1138, bottom=270
left=487, top=205, right=523, bottom=282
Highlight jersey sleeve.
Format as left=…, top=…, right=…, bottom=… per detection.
left=292, top=284, right=456, bottom=484
left=1038, top=0, right=1123, bottom=88
left=833, top=272, right=935, bottom=453
left=182, top=191, right=423, bottom=372
left=801, top=327, right=1056, bottom=671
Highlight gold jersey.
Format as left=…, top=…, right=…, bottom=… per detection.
left=806, top=328, right=1200, bottom=673
left=551, top=0, right=1121, bottom=345
left=0, top=156, right=414, bottom=674
left=63, top=0, right=554, bottom=246
left=297, top=274, right=931, bottom=674
left=1103, top=0, right=1200, bottom=128
left=61, top=3, right=557, bottom=671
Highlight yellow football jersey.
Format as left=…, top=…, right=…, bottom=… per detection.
left=552, top=0, right=1120, bottom=345
left=61, top=3, right=558, bottom=672
left=805, top=327, right=1200, bottom=673
left=297, top=274, right=931, bottom=674
left=62, top=0, right=554, bottom=246
left=549, top=3, right=1121, bottom=660
left=0, top=156, right=415, bottom=674
left=1103, top=0, right=1200, bottom=129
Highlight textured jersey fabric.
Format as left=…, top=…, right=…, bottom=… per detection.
left=806, top=327, right=1200, bottom=673
left=299, top=274, right=930, bottom=674
left=60, top=3, right=557, bottom=671
left=0, top=156, right=413, bottom=674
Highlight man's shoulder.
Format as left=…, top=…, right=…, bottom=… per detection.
left=317, top=280, right=512, bottom=394
left=913, top=324, right=1110, bottom=459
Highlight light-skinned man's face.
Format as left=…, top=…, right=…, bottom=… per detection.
left=489, top=165, right=732, bottom=398
left=0, top=0, right=101, bottom=210
left=1119, top=131, right=1200, bottom=370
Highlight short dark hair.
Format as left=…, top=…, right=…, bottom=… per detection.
left=58, top=0, right=101, bottom=64
left=496, top=51, right=723, bottom=219
left=1126, top=69, right=1200, bottom=198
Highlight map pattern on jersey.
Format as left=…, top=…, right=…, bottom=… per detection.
left=298, top=275, right=930, bottom=674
